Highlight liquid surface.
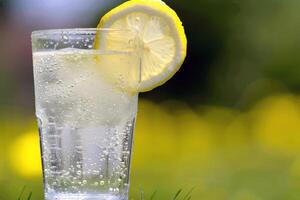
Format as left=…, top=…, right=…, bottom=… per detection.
left=33, top=49, right=138, bottom=199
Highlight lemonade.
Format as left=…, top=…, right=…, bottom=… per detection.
left=33, top=45, right=139, bottom=200
left=32, top=0, right=187, bottom=199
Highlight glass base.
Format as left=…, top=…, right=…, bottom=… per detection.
left=45, top=192, right=127, bottom=200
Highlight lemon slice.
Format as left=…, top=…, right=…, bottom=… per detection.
left=96, top=0, right=187, bottom=92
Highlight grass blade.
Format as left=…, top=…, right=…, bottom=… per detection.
left=186, top=196, right=192, bottom=200
left=182, top=188, right=195, bottom=200
left=27, top=192, right=32, bottom=200
left=150, top=190, right=157, bottom=200
left=140, top=190, right=144, bottom=200
left=173, top=189, right=182, bottom=200
left=18, top=186, right=26, bottom=200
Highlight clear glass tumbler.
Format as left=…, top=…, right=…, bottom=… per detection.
left=31, top=29, right=140, bottom=200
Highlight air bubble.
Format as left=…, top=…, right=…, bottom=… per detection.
left=93, top=170, right=99, bottom=175
left=100, top=181, right=105, bottom=185
left=103, top=150, right=108, bottom=155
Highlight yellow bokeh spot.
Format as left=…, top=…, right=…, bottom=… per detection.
left=252, top=95, right=300, bottom=155
left=176, top=108, right=216, bottom=163
left=0, top=148, right=2, bottom=178
left=9, top=131, right=42, bottom=177
left=134, top=100, right=178, bottom=166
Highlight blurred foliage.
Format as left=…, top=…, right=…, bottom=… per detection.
left=1, top=96, right=300, bottom=199
left=140, top=0, right=300, bottom=108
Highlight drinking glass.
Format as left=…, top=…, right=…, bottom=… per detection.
left=32, top=29, right=139, bottom=200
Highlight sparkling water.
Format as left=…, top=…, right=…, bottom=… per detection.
left=33, top=49, right=138, bottom=200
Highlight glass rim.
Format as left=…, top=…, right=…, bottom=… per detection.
left=31, top=28, right=135, bottom=38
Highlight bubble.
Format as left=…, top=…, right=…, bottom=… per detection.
left=103, top=150, right=109, bottom=155
left=56, top=80, right=63, bottom=84
left=63, top=171, right=70, bottom=176
left=82, top=180, right=87, bottom=184
left=100, top=181, right=105, bottom=185
left=109, top=187, right=113, bottom=192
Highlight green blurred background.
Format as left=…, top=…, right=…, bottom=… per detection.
left=1, top=0, right=300, bottom=199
